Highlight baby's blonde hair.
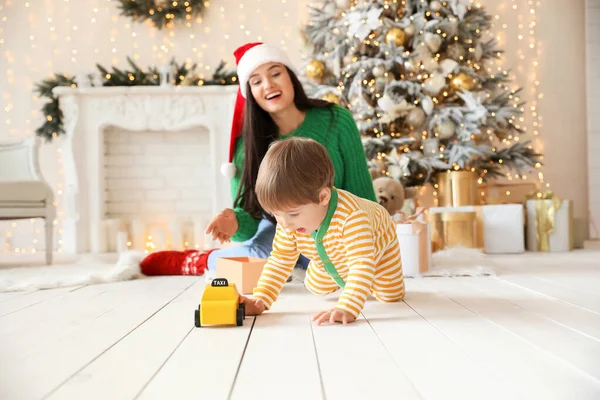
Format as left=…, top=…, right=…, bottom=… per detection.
left=256, top=137, right=334, bottom=213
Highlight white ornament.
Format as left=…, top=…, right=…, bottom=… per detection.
left=430, top=0, right=443, bottom=12
left=424, top=32, right=442, bottom=53
left=436, top=119, right=455, bottom=139
left=220, top=163, right=237, bottom=179
left=377, top=95, right=412, bottom=124
left=439, top=59, right=459, bottom=76
left=335, top=0, right=350, bottom=8
left=423, top=74, right=446, bottom=95
left=421, top=96, right=434, bottom=115
left=347, top=8, right=382, bottom=41
left=323, top=2, right=336, bottom=14
left=372, top=65, right=385, bottom=77
left=404, top=24, right=416, bottom=36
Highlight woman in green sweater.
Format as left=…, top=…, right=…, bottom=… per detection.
left=204, top=41, right=376, bottom=270
left=140, top=42, right=376, bottom=275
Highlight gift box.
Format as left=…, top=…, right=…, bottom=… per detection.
left=525, top=194, right=573, bottom=252
left=396, top=219, right=432, bottom=277
left=429, top=205, right=525, bottom=254
left=215, top=257, right=267, bottom=294
left=481, top=181, right=538, bottom=205
left=427, top=211, right=477, bottom=251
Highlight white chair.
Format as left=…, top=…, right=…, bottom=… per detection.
left=0, top=137, right=55, bottom=264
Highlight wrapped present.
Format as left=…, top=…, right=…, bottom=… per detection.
left=427, top=210, right=477, bottom=251
left=395, top=209, right=431, bottom=276
left=436, top=170, right=480, bottom=207
left=525, top=192, right=573, bottom=252
left=429, top=205, right=525, bottom=254
left=481, top=181, right=539, bottom=205
left=216, top=257, right=266, bottom=294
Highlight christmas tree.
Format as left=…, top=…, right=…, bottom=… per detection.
left=301, top=0, right=542, bottom=188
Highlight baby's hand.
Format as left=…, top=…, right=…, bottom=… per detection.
left=312, top=308, right=356, bottom=325
left=239, top=295, right=266, bottom=316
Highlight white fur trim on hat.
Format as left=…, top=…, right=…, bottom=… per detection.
left=236, top=44, right=296, bottom=98
left=221, top=162, right=237, bottom=179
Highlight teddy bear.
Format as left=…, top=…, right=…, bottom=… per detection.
left=373, top=176, right=418, bottom=216
left=373, top=176, right=406, bottom=215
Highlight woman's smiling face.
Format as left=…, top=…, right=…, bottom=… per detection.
left=248, top=62, right=295, bottom=114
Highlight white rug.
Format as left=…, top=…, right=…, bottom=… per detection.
left=420, top=247, right=497, bottom=278
left=0, top=251, right=147, bottom=292
left=0, top=247, right=498, bottom=292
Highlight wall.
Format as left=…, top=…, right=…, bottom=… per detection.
left=587, top=0, right=600, bottom=240
left=0, top=0, right=591, bottom=251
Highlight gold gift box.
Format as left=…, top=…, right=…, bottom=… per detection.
left=427, top=211, right=477, bottom=252
left=436, top=171, right=480, bottom=207
left=481, top=181, right=539, bottom=205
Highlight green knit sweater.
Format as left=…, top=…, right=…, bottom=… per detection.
left=230, top=104, right=377, bottom=242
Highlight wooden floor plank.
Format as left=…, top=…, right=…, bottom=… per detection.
left=462, top=277, right=600, bottom=341
left=0, top=290, right=34, bottom=302
left=137, top=311, right=254, bottom=399
left=306, top=290, right=424, bottom=400
left=361, top=295, right=523, bottom=400
left=425, top=277, right=600, bottom=382
left=0, top=279, right=164, bottom=363
left=496, top=274, right=600, bottom=314
left=0, top=277, right=194, bottom=400
left=230, top=285, right=324, bottom=400
left=0, top=286, right=78, bottom=317
left=47, top=279, right=206, bottom=400
left=404, top=279, right=600, bottom=400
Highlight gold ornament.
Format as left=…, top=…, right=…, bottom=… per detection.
left=306, top=60, right=325, bottom=81
left=321, top=92, right=340, bottom=104
left=450, top=72, right=474, bottom=91
left=385, top=27, right=406, bottom=47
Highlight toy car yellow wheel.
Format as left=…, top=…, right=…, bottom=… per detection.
left=194, top=307, right=201, bottom=328
left=236, top=307, right=243, bottom=326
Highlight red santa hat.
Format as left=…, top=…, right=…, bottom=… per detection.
left=220, top=42, right=296, bottom=179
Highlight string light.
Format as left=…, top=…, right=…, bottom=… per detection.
left=489, top=0, right=547, bottom=194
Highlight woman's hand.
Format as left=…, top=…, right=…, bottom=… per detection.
left=239, top=295, right=266, bottom=316
left=312, top=308, right=356, bottom=325
left=205, top=208, right=238, bottom=244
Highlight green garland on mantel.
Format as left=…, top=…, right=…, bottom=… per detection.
left=34, top=56, right=237, bottom=141
left=116, top=0, right=207, bottom=30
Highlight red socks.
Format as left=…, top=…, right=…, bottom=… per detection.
left=140, top=249, right=214, bottom=276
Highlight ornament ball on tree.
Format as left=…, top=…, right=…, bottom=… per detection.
left=385, top=28, right=406, bottom=47
left=450, top=72, right=475, bottom=91
left=406, top=108, right=426, bottom=128
left=306, top=60, right=326, bottom=81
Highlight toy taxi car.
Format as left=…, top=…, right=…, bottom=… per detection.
left=194, top=278, right=245, bottom=327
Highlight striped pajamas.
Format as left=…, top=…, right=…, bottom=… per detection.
left=253, top=188, right=405, bottom=318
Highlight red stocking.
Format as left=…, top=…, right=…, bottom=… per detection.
left=140, top=249, right=215, bottom=276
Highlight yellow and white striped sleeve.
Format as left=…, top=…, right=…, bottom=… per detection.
left=252, top=224, right=299, bottom=309
left=337, top=210, right=376, bottom=317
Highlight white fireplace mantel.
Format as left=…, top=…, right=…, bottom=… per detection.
left=54, top=85, right=238, bottom=253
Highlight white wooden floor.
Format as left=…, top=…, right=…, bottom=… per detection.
left=1, top=251, right=600, bottom=400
